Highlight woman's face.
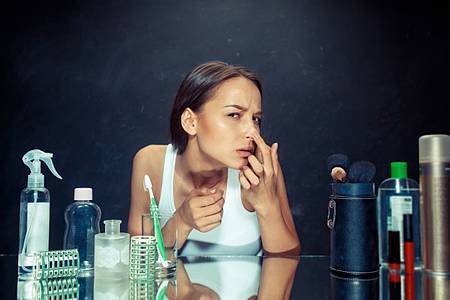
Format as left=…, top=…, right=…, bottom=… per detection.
left=195, top=76, right=262, bottom=169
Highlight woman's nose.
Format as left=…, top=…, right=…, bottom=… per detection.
left=244, top=121, right=259, bottom=140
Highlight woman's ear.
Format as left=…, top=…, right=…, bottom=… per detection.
left=181, top=108, right=198, bottom=136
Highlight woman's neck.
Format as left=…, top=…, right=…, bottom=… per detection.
left=176, top=143, right=226, bottom=189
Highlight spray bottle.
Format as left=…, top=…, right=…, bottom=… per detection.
left=18, top=149, right=62, bottom=279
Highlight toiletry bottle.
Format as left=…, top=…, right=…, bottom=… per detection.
left=94, top=277, right=130, bottom=299
left=63, top=187, right=101, bottom=274
left=419, top=134, right=450, bottom=275
left=94, top=220, right=130, bottom=279
left=18, top=149, right=62, bottom=279
left=377, top=162, right=421, bottom=269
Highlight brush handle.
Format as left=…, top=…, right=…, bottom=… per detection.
left=150, top=200, right=168, bottom=262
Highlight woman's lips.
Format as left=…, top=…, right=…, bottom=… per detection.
left=237, top=150, right=252, bottom=158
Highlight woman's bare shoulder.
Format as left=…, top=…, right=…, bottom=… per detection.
left=133, top=144, right=167, bottom=171
left=132, top=145, right=167, bottom=199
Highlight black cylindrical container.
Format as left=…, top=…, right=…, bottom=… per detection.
left=327, top=183, right=379, bottom=276
left=330, top=272, right=379, bottom=300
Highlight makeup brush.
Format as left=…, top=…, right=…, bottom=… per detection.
left=347, top=161, right=376, bottom=183
left=327, top=153, right=349, bottom=182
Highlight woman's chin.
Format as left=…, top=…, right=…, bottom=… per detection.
left=229, top=158, right=248, bottom=170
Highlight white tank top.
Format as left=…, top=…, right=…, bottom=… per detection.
left=158, top=144, right=261, bottom=255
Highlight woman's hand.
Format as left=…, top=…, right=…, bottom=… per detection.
left=239, top=133, right=280, bottom=217
left=177, top=188, right=225, bottom=233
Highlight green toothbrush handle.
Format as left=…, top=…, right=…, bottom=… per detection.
left=151, top=201, right=168, bottom=261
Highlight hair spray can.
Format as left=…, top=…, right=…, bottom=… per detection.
left=419, top=134, right=450, bottom=275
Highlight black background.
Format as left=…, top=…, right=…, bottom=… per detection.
left=1, top=0, right=449, bottom=255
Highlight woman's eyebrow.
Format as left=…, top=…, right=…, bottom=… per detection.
left=223, top=104, right=262, bottom=115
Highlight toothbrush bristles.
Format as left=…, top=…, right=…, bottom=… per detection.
left=143, top=174, right=155, bottom=198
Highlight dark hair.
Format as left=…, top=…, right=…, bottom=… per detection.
left=169, top=61, right=262, bottom=154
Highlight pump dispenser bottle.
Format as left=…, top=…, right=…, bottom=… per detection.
left=377, top=162, right=421, bottom=269
left=63, top=188, right=101, bottom=274
left=94, top=220, right=130, bottom=279
left=18, top=149, right=62, bottom=279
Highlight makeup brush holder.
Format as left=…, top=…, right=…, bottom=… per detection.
left=330, top=272, right=379, bottom=300
left=327, top=183, right=379, bottom=277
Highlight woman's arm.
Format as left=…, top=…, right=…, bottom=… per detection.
left=128, top=145, right=192, bottom=245
left=128, top=148, right=152, bottom=236
left=258, top=166, right=300, bottom=255
left=240, top=134, right=300, bottom=254
left=129, top=145, right=169, bottom=236
left=169, top=188, right=225, bottom=249
left=161, top=210, right=192, bottom=249
left=129, top=146, right=194, bottom=247
left=129, top=146, right=225, bottom=250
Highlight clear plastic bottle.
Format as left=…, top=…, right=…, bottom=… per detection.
left=18, top=149, right=62, bottom=280
left=94, top=220, right=130, bottom=279
left=63, top=188, right=101, bottom=274
left=18, top=188, right=50, bottom=279
left=377, top=162, right=422, bottom=269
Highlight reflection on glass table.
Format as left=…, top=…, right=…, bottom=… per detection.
left=12, top=255, right=450, bottom=299
left=170, top=256, right=298, bottom=299
left=16, top=256, right=299, bottom=300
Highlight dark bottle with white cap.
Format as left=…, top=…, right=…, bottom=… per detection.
left=63, top=188, right=101, bottom=274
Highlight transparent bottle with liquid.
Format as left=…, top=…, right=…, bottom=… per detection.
left=94, top=220, right=130, bottom=279
left=18, top=187, right=50, bottom=278
left=18, top=150, right=62, bottom=280
left=377, top=162, right=422, bottom=269
left=63, top=188, right=101, bottom=274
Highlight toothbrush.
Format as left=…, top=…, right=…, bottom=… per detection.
left=143, top=174, right=168, bottom=267
left=156, top=279, right=169, bottom=300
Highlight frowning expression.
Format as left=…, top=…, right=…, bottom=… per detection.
left=195, top=77, right=262, bottom=169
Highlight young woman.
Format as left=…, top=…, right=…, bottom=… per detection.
left=128, top=61, right=300, bottom=255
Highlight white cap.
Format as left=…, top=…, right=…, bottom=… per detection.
left=74, top=188, right=93, bottom=201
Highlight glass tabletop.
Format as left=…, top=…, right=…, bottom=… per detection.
left=1, top=255, right=448, bottom=299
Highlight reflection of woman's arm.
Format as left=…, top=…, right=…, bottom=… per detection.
left=256, top=257, right=299, bottom=300
left=166, top=260, right=219, bottom=300
left=165, top=260, right=190, bottom=299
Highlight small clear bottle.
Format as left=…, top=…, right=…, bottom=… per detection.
left=63, top=188, right=101, bottom=274
left=94, top=219, right=130, bottom=279
left=377, top=162, right=422, bottom=269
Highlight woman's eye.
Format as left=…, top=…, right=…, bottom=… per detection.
left=253, top=116, right=261, bottom=125
left=228, top=113, right=240, bottom=119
